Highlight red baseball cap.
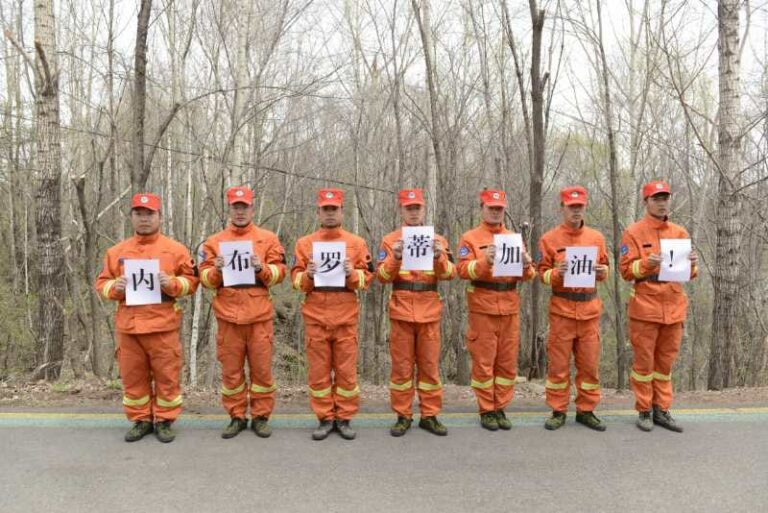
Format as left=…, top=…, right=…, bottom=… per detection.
left=399, top=188, right=425, bottom=206
left=643, top=180, right=671, bottom=199
left=480, top=189, right=506, bottom=207
left=131, top=193, right=161, bottom=212
left=227, top=186, right=253, bottom=206
left=560, top=186, right=588, bottom=206
left=317, top=188, right=344, bottom=207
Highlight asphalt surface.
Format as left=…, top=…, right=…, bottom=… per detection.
left=1, top=410, right=767, bottom=513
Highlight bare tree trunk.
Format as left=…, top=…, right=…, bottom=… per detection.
left=709, top=0, right=743, bottom=389
left=131, top=0, right=152, bottom=194
left=33, top=0, right=66, bottom=381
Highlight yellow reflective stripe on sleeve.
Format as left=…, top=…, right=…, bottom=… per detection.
left=545, top=380, right=569, bottom=390
left=356, top=269, right=365, bottom=289
left=580, top=382, right=601, bottom=391
left=398, top=270, right=411, bottom=276
left=175, top=276, right=191, bottom=296
left=417, top=381, right=442, bottom=391
left=470, top=377, right=494, bottom=389
left=156, top=395, right=183, bottom=408
left=389, top=380, right=413, bottom=391
left=122, top=394, right=150, bottom=407
left=543, top=269, right=552, bottom=286
left=220, top=381, right=246, bottom=396
left=631, top=260, right=643, bottom=279
left=336, top=385, right=360, bottom=398
left=251, top=383, right=277, bottom=394
left=439, top=261, right=454, bottom=279
left=309, top=386, right=332, bottom=398
left=652, top=371, right=671, bottom=382
left=423, top=270, right=435, bottom=275
left=293, top=272, right=304, bottom=290
left=267, top=264, right=281, bottom=286
left=379, top=266, right=391, bottom=280
left=631, top=370, right=653, bottom=382
left=494, top=376, right=516, bottom=386
left=101, top=279, right=116, bottom=299
left=201, top=268, right=215, bottom=289
left=467, top=260, right=479, bottom=279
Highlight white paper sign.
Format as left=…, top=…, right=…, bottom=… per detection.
left=219, top=240, right=256, bottom=286
left=659, top=238, right=692, bottom=282
left=563, top=246, right=598, bottom=288
left=402, top=226, right=434, bottom=271
left=312, top=241, right=346, bottom=287
left=492, top=233, right=524, bottom=277
left=124, top=259, right=162, bottom=306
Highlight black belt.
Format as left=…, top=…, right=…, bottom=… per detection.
left=313, top=286, right=350, bottom=292
left=635, top=274, right=660, bottom=283
left=393, top=282, right=438, bottom=292
left=470, top=280, right=517, bottom=291
left=552, top=290, right=597, bottom=302
left=226, top=280, right=266, bottom=289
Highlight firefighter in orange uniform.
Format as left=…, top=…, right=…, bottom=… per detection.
left=199, top=186, right=286, bottom=439
left=377, top=189, right=456, bottom=437
left=291, top=189, right=373, bottom=441
left=457, top=189, right=536, bottom=431
left=95, top=193, right=198, bottom=443
left=538, top=186, right=609, bottom=432
left=620, top=180, right=698, bottom=433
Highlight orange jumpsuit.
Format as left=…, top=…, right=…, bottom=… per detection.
left=95, top=232, right=198, bottom=423
left=620, top=214, right=697, bottom=412
left=199, top=222, right=286, bottom=420
left=457, top=221, right=536, bottom=413
left=377, top=229, right=456, bottom=418
left=538, top=223, right=609, bottom=413
left=291, top=227, right=373, bottom=421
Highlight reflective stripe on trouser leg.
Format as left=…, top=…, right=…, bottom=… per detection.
left=493, top=313, right=519, bottom=411
left=545, top=313, right=575, bottom=412
left=216, top=320, right=249, bottom=419
left=117, top=332, right=152, bottom=422
left=629, top=318, right=662, bottom=412
left=414, top=320, right=443, bottom=417
left=573, top=316, right=602, bottom=412
left=651, top=322, right=683, bottom=411
left=332, top=323, right=360, bottom=420
left=146, top=330, right=184, bottom=422
left=389, top=318, right=416, bottom=418
left=466, top=311, right=500, bottom=414
left=305, top=323, right=334, bottom=421
left=246, top=319, right=276, bottom=418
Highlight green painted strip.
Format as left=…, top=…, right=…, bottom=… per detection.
left=1, top=409, right=767, bottom=429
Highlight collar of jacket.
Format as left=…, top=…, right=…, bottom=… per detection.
left=560, top=221, right=584, bottom=236
left=480, top=220, right=505, bottom=234
left=227, top=222, right=253, bottom=236
left=643, top=213, right=669, bottom=229
left=318, top=226, right=343, bottom=239
left=134, top=231, right=161, bottom=245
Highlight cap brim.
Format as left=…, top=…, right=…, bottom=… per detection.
left=318, top=200, right=342, bottom=207
left=483, top=201, right=506, bottom=207
left=131, top=204, right=160, bottom=212
left=228, top=200, right=253, bottom=206
left=563, top=199, right=587, bottom=206
left=400, top=200, right=425, bottom=206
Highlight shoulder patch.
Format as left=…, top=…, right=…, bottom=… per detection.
left=459, top=246, right=470, bottom=258
left=198, top=249, right=206, bottom=262
left=290, top=255, right=297, bottom=267
left=620, top=244, right=629, bottom=256
left=378, top=249, right=387, bottom=261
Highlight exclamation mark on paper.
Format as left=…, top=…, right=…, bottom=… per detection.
left=669, top=250, right=674, bottom=267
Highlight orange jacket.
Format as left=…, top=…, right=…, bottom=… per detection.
left=291, top=227, right=373, bottom=326
left=198, top=223, right=286, bottom=324
left=376, top=228, right=456, bottom=323
left=619, top=214, right=698, bottom=324
left=95, top=232, right=198, bottom=334
left=537, top=223, right=609, bottom=320
left=457, top=221, right=536, bottom=315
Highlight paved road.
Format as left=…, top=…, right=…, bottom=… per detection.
left=1, top=409, right=766, bottom=513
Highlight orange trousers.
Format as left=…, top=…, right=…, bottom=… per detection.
left=466, top=312, right=519, bottom=413
left=629, top=319, right=683, bottom=412
left=305, top=322, right=360, bottom=421
left=388, top=319, right=442, bottom=418
left=545, top=315, right=601, bottom=413
left=216, top=319, right=276, bottom=419
left=117, top=330, right=183, bottom=422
